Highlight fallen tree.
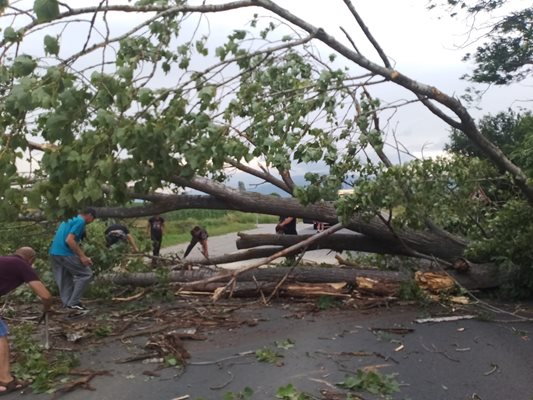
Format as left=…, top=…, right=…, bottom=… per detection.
left=2, top=1, right=531, bottom=294
left=100, top=259, right=504, bottom=291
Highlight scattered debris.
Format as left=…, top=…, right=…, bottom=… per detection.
left=420, top=342, right=460, bottom=363
left=51, top=369, right=112, bottom=399
left=415, top=271, right=455, bottom=293
left=415, top=315, right=476, bottom=324
left=370, top=327, right=414, bottom=335
left=483, top=363, right=499, bottom=376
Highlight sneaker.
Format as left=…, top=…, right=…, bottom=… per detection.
left=67, top=303, right=88, bottom=311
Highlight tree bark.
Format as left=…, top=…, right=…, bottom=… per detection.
left=236, top=233, right=415, bottom=257
left=95, top=177, right=468, bottom=262
left=99, top=263, right=504, bottom=290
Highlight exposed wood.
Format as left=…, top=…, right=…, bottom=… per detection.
left=101, top=266, right=409, bottom=287
left=415, top=315, right=476, bottom=324
left=101, top=259, right=504, bottom=291
left=415, top=271, right=456, bottom=293
left=356, top=277, right=400, bottom=297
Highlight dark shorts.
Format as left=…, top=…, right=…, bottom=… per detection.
left=0, top=318, right=8, bottom=337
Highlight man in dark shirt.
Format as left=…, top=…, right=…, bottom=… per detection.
left=146, top=215, right=165, bottom=259
left=104, top=223, right=139, bottom=252
left=183, top=226, right=209, bottom=258
left=276, top=216, right=297, bottom=235
left=0, top=247, right=52, bottom=395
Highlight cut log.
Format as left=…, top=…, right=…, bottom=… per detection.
left=100, top=262, right=504, bottom=290
left=355, top=277, right=400, bottom=297
left=174, top=281, right=349, bottom=298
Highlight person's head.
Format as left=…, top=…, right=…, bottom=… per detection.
left=191, top=226, right=202, bottom=236
left=82, top=207, right=97, bottom=224
left=15, top=247, right=37, bottom=266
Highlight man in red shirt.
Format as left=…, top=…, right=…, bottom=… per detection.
left=0, top=247, right=52, bottom=395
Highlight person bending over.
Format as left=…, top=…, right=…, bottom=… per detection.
left=0, top=247, right=52, bottom=395
left=104, top=223, right=139, bottom=252
left=184, top=226, right=209, bottom=259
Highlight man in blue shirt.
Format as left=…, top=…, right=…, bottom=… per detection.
left=49, top=208, right=96, bottom=311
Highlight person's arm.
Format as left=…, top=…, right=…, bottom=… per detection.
left=183, top=238, right=198, bottom=258
left=27, top=281, right=53, bottom=311
left=127, top=234, right=139, bottom=252
left=276, top=217, right=294, bottom=231
left=200, top=240, right=209, bottom=258
left=66, top=233, right=92, bottom=266
left=146, top=221, right=151, bottom=236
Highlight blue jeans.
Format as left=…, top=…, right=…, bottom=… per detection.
left=0, top=319, right=8, bottom=337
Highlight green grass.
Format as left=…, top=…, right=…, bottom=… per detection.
left=162, top=221, right=258, bottom=247
left=131, top=211, right=278, bottom=247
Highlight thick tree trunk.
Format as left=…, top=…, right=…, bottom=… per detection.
left=100, top=263, right=504, bottom=290
left=236, top=233, right=415, bottom=257
left=96, top=178, right=468, bottom=263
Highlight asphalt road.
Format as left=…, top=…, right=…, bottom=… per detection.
left=14, top=301, right=533, bottom=400
left=162, top=223, right=343, bottom=268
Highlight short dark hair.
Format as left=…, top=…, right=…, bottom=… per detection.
left=84, top=207, right=97, bottom=218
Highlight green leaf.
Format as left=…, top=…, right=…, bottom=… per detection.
left=26, top=190, right=42, bottom=208
left=138, top=88, right=152, bottom=106
left=0, top=0, right=8, bottom=13
left=33, top=0, right=60, bottom=22
left=43, top=35, right=59, bottom=55
left=3, top=26, right=19, bottom=42
left=12, top=54, right=37, bottom=77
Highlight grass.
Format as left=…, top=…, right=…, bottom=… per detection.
left=130, top=210, right=278, bottom=247
left=162, top=221, right=257, bottom=247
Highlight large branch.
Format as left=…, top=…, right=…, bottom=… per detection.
left=99, top=263, right=504, bottom=290
left=91, top=175, right=468, bottom=261
left=252, top=0, right=533, bottom=202
left=183, top=223, right=345, bottom=288
left=0, top=1, right=257, bottom=49
left=224, top=157, right=292, bottom=194
left=236, top=232, right=413, bottom=257
left=171, top=175, right=467, bottom=259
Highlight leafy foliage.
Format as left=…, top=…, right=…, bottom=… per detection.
left=337, top=369, right=400, bottom=396
left=10, top=323, right=79, bottom=393
left=0, top=1, right=532, bottom=298
left=276, top=384, right=311, bottom=400
left=255, top=346, right=283, bottom=363
left=223, top=387, right=254, bottom=400
left=429, top=1, right=531, bottom=84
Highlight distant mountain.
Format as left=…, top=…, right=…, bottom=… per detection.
left=184, top=173, right=350, bottom=197
left=229, top=175, right=310, bottom=197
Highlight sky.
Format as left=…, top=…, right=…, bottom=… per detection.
left=5, top=0, right=532, bottom=183
left=192, top=0, right=532, bottom=178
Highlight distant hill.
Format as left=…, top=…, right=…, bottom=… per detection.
left=229, top=175, right=310, bottom=197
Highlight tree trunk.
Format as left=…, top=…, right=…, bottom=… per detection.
left=96, top=178, right=468, bottom=263
left=99, top=263, right=504, bottom=290
left=236, top=233, right=415, bottom=257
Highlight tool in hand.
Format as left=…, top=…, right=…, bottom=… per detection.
left=38, top=312, right=50, bottom=350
